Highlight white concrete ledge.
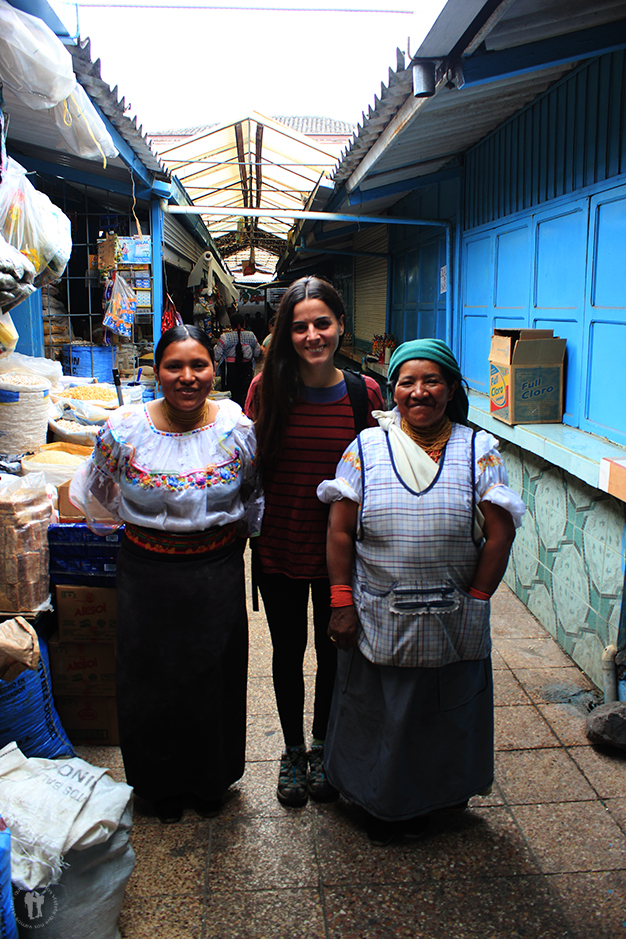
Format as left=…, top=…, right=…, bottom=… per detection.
left=469, top=391, right=626, bottom=491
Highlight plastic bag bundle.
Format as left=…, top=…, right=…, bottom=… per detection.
left=0, top=233, right=35, bottom=313
left=0, top=474, right=53, bottom=614
left=103, top=275, right=136, bottom=339
left=51, top=84, right=118, bottom=165
left=0, top=372, right=51, bottom=454
left=0, top=313, right=18, bottom=358
left=0, top=0, right=76, bottom=111
left=0, top=351, right=63, bottom=389
left=0, top=159, right=72, bottom=287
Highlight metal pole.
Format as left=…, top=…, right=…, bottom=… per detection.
left=159, top=202, right=455, bottom=346
left=160, top=201, right=450, bottom=229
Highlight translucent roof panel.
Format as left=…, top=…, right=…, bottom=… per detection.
left=155, top=112, right=338, bottom=277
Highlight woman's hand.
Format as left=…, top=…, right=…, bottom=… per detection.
left=328, top=605, right=359, bottom=651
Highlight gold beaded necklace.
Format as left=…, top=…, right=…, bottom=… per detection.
left=400, top=414, right=452, bottom=463
left=161, top=398, right=209, bottom=433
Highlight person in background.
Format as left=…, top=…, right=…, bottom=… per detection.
left=215, top=312, right=262, bottom=406
left=252, top=311, right=267, bottom=343
left=70, top=325, right=263, bottom=824
left=261, top=314, right=276, bottom=353
left=245, top=276, right=384, bottom=808
left=318, top=339, right=525, bottom=845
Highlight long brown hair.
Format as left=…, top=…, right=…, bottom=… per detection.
left=254, top=276, right=345, bottom=466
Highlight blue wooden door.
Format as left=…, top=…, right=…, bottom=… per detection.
left=582, top=184, right=626, bottom=444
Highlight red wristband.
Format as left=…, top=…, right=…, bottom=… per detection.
left=330, top=585, right=353, bottom=607
left=468, top=587, right=490, bottom=601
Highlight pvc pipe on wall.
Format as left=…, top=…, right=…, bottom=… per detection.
left=602, top=644, right=618, bottom=703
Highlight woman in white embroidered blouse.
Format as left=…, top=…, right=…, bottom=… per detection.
left=317, top=338, right=525, bottom=845
left=71, top=326, right=262, bottom=824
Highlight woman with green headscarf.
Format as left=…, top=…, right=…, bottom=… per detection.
left=317, top=339, right=525, bottom=845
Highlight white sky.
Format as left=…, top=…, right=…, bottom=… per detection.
left=76, top=0, right=447, bottom=132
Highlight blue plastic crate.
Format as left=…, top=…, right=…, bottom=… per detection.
left=48, top=523, right=124, bottom=544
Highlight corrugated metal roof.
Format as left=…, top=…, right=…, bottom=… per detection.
left=156, top=113, right=339, bottom=276
left=70, top=37, right=169, bottom=180
left=365, top=63, right=572, bottom=185
left=331, top=0, right=626, bottom=193
left=273, top=116, right=356, bottom=136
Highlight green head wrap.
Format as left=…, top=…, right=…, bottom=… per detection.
left=387, top=338, right=469, bottom=425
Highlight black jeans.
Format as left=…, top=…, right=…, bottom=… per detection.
left=258, top=572, right=337, bottom=747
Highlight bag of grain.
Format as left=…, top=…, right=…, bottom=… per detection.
left=0, top=371, right=51, bottom=454
left=21, top=442, right=92, bottom=487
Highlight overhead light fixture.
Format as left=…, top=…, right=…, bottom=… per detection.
left=412, top=60, right=436, bottom=98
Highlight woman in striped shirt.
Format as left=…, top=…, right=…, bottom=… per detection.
left=245, top=276, right=383, bottom=808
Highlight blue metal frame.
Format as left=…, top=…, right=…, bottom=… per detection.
left=463, top=20, right=626, bottom=87
left=349, top=166, right=462, bottom=206
left=151, top=199, right=164, bottom=341
left=7, top=151, right=140, bottom=197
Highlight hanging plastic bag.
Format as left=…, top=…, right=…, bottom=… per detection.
left=0, top=0, right=76, bottom=111
left=103, top=274, right=136, bottom=340
left=50, top=84, right=119, bottom=167
left=0, top=234, right=36, bottom=312
left=161, top=293, right=183, bottom=334
left=0, top=159, right=72, bottom=286
left=0, top=311, right=18, bottom=356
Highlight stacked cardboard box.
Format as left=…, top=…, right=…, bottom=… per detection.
left=50, top=584, right=118, bottom=745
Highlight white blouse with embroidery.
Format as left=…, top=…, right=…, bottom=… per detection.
left=317, top=414, right=525, bottom=528
left=70, top=398, right=263, bottom=535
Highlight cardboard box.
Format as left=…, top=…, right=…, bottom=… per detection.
left=53, top=694, right=118, bottom=745
left=489, top=328, right=566, bottom=425
left=55, top=585, right=117, bottom=641
left=57, top=480, right=85, bottom=522
left=97, top=233, right=118, bottom=271
left=48, top=633, right=116, bottom=695
left=599, top=457, right=626, bottom=502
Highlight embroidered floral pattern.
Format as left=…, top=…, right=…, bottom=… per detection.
left=478, top=452, right=503, bottom=472
left=124, top=450, right=242, bottom=491
left=95, top=432, right=119, bottom=474
left=341, top=448, right=361, bottom=472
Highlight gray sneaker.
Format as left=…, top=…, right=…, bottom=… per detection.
left=277, top=747, right=308, bottom=807
left=307, top=745, right=339, bottom=803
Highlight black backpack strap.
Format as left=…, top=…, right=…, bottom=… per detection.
left=343, top=368, right=369, bottom=435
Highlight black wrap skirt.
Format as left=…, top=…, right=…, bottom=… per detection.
left=115, top=530, right=248, bottom=802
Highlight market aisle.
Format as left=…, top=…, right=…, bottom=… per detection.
left=77, top=554, right=626, bottom=939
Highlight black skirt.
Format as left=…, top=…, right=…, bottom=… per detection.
left=115, top=535, right=248, bottom=802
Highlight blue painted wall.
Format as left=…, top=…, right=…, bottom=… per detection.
left=389, top=177, right=460, bottom=344
left=11, top=290, right=43, bottom=356
left=461, top=51, right=626, bottom=446
left=465, top=50, right=626, bottom=229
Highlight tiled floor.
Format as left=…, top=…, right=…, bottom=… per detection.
left=77, top=578, right=626, bottom=939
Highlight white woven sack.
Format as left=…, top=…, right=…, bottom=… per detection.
left=0, top=373, right=51, bottom=454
